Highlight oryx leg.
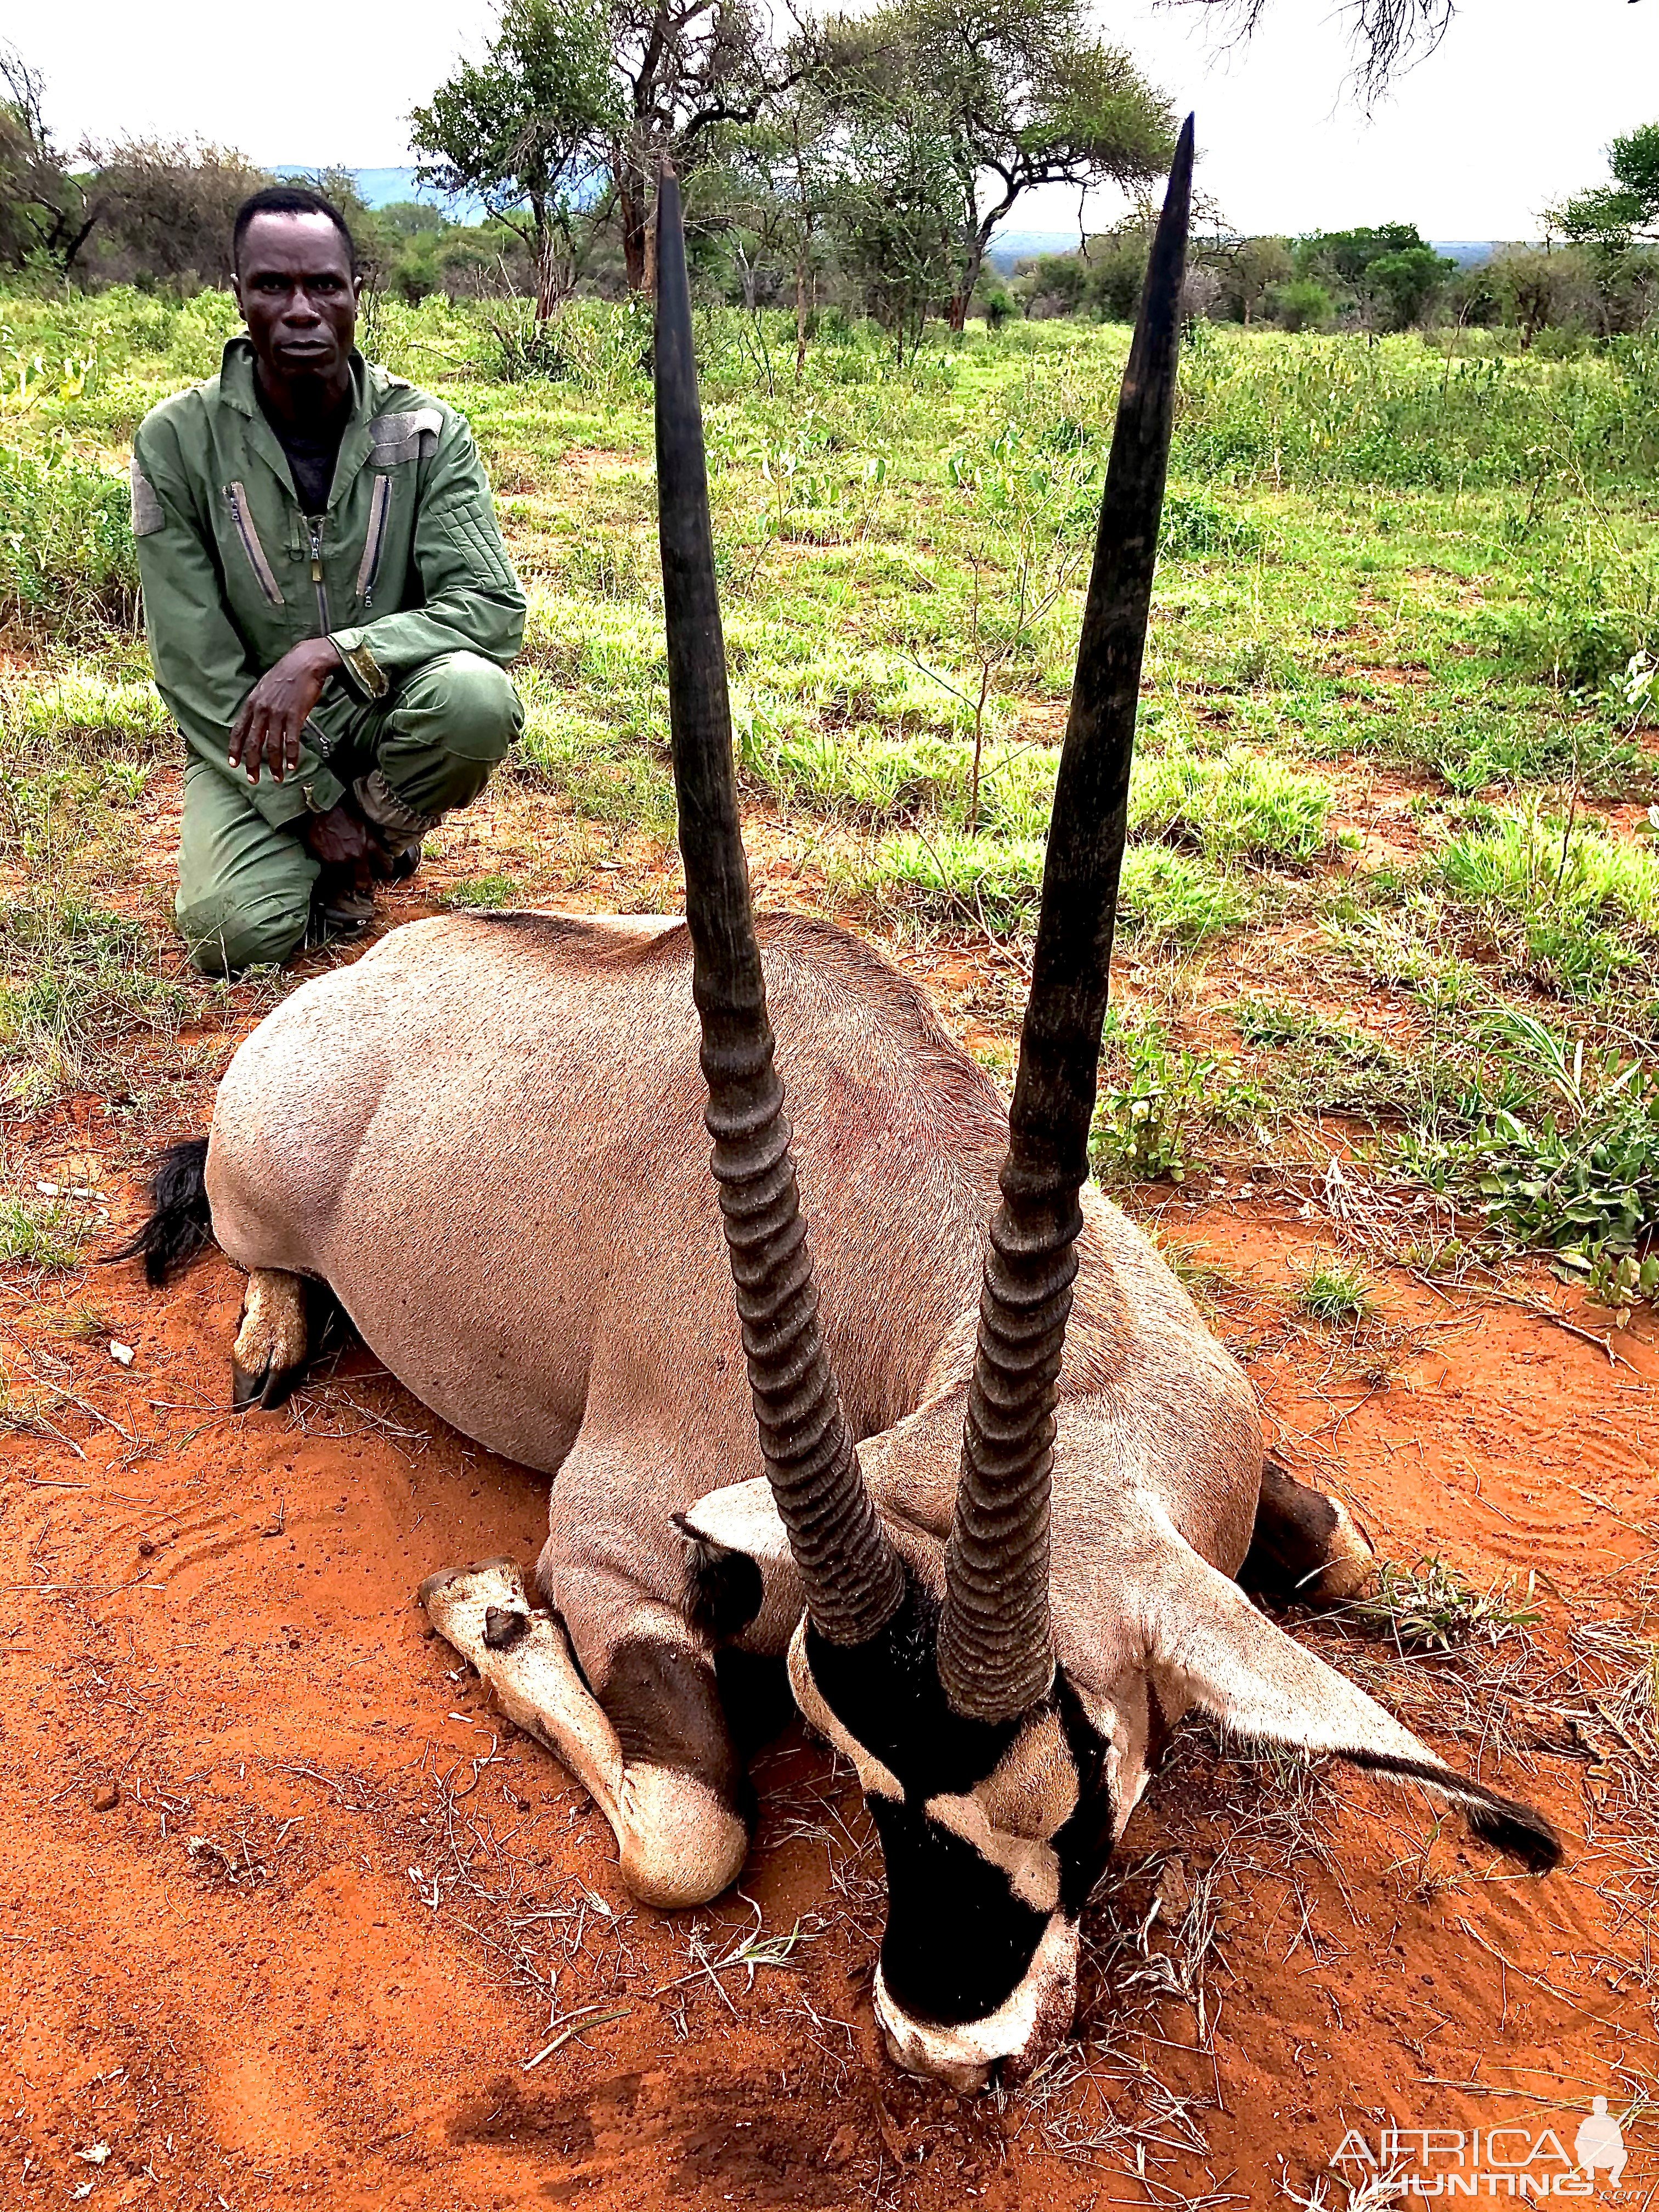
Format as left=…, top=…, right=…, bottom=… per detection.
left=420, top=1554, right=749, bottom=1910
left=1244, top=1457, right=1375, bottom=1604
left=232, top=1267, right=309, bottom=1412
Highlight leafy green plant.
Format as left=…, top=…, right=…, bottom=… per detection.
left=1350, top=1558, right=1540, bottom=1654
left=1158, top=489, right=1266, bottom=560
left=1091, top=1017, right=1266, bottom=1185
left=1399, top=1008, right=1659, bottom=1263
left=1586, top=1250, right=1659, bottom=1324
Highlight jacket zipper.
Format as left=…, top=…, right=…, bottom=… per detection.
left=355, top=475, right=391, bottom=610
left=308, top=518, right=331, bottom=634
left=225, top=482, right=285, bottom=606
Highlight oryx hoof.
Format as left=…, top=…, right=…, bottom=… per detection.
left=230, top=1268, right=308, bottom=1415
left=1244, top=1459, right=1376, bottom=1605
left=232, top=1352, right=301, bottom=1413
left=419, top=1554, right=526, bottom=1614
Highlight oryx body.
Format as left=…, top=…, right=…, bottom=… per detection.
left=132, top=134, right=1558, bottom=2092
left=205, top=901, right=1548, bottom=2087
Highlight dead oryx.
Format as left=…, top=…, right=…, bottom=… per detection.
left=122, top=127, right=1558, bottom=2091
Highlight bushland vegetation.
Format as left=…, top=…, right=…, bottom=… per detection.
left=9, top=17, right=1652, bottom=354
left=3, top=277, right=1658, bottom=1311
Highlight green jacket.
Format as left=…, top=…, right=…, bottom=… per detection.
left=131, top=336, right=526, bottom=825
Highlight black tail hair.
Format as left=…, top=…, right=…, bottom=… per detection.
left=106, top=1137, right=213, bottom=1286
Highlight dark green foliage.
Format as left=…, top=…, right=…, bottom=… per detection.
left=1553, top=121, right=1659, bottom=249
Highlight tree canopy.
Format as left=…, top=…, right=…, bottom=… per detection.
left=823, top=0, right=1173, bottom=330
left=410, top=0, right=618, bottom=317
left=1553, top=122, right=1659, bottom=249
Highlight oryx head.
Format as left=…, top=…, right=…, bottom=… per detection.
left=651, top=139, right=1559, bottom=2094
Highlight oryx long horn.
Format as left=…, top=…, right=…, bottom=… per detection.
left=938, top=116, right=1195, bottom=1723
left=654, top=168, right=906, bottom=1646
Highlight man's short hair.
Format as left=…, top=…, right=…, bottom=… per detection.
left=233, top=185, right=358, bottom=275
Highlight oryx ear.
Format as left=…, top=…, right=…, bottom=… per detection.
left=676, top=1478, right=805, bottom=1647
left=680, top=1476, right=792, bottom=1567
left=1143, top=1520, right=1560, bottom=1873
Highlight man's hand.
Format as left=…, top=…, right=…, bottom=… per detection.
left=228, top=636, right=342, bottom=783
left=302, top=799, right=372, bottom=866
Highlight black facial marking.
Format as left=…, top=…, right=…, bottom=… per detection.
left=675, top=1517, right=764, bottom=1645
left=802, top=1576, right=1116, bottom=2030
left=1052, top=1675, right=1117, bottom=1914
left=872, top=1796, right=1052, bottom=2024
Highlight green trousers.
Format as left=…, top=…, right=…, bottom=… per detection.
left=177, top=650, right=523, bottom=975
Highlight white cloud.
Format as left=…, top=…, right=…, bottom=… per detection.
left=14, top=0, right=1659, bottom=239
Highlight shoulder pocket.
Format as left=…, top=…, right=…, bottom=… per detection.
left=130, top=456, right=165, bottom=538
left=437, top=498, right=520, bottom=596
left=369, top=405, right=443, bottom=469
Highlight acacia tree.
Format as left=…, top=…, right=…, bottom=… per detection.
left=824, top=0, right=1173, bottom=332
left=410, top=0, right=618, bottom=320
left=605, top=0, right=784, bottom=293
left=1551, top=122, right=1659, bottom=249
left=703, top=57, right=837, bottom=379
left=85, top=139, right=270, bottom=285
left=1170, top=0, right=1457, bottom=97
left=826, top=99, right=961, bottom=360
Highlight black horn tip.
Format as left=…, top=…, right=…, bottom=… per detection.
left=1166, top=115, right=1195, bottom=217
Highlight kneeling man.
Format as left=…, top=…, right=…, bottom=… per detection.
left=132, top=185, right=527, bottom=973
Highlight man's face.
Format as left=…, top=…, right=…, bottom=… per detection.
left=234, top=212, right=360, bottom=391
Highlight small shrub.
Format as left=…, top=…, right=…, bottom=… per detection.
left=1091, top=1019, right=1265, bottom=1184
left=1158, top=490, right=1266, bottom=560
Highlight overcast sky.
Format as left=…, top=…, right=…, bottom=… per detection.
left=12, top=0, right=1657, bottom=241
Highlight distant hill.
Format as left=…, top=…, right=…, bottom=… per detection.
left=988, top=230, right=1503, bottom=274
left=289, top=180, right=1509, bottom=274
left=278, top=165, right=486, bottom=222
left=986, top=230, right=1080, bottom=273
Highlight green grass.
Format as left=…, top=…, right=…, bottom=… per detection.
left=5, top=285, right=1659, bottom=1282
left=441, top=873, right=523, bottom=908
left=0, top=1194, right=85, bottom=1272
left=0, top=893, right=190, bottom=1110
left=1297, top=1254, right=1376, bottom=1323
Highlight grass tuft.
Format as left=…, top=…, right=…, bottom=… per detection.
left=1297, top=1254, right=1375, bottom=1323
